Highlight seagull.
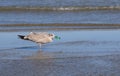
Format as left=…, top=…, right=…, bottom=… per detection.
left=18, top=32, right=60, bottom=48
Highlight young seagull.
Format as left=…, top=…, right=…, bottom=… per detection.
left=18, top=32, right=56, bottom=48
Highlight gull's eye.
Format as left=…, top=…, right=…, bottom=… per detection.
left=48, top=34, right=53, bottom=36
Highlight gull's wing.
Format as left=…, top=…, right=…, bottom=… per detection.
left=26, top=32, right=50, bottom=43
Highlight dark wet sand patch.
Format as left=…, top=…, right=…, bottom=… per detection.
left=1, top=6, right=120, bottom=11
left=0, top=54, right=120, bottom=76
left=1, top=23, right=120, bottom=27
left=1, top=23, right=120, bottom=32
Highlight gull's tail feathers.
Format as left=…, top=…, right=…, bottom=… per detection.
left=18, top=35, right=29, bottom=40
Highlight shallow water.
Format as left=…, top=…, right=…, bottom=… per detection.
left=0, top=29, right=120, bottom=59
left=0, top=10, right=120, bottom=24
left=0, top=0, right=120, bottom=24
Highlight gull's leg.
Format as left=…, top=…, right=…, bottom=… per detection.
left=38, top=43, right=42, bottom=49
left=39, top=43, right=42, bottom=48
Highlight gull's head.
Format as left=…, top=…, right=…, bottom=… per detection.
left=48, top=33, right=61, bottom=40
left=48, top=33, right=55, bottom=39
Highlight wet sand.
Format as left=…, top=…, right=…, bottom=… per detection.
left=1, top=54, right=120, bottom=76
left=0, top=26, right=120, bottom=76
left=1, top=24, right=120, bottom=32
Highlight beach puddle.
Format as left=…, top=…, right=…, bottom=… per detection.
left=0, top=29, right=120, bottom=59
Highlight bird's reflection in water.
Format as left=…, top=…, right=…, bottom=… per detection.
left=28, top=50, right=54, bottom=59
